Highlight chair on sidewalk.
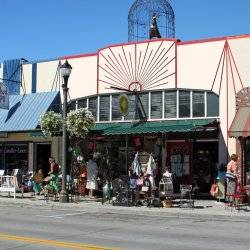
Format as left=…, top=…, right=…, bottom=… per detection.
left=0, top=170, right=4, bottom=186
left=179, top=184, right=194, bottom=208
left=225, top=193, right=246, bottom=211
left=0, top=175, right=24, bottom=199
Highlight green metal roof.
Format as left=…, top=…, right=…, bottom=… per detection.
left=91, top=119, right=217, bottom=135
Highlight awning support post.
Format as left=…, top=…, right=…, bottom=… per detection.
left=125, top=134, right=129, bottom=174
left=161, top=133, right=166, bottom=173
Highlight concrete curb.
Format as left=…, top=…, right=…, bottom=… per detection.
left=1, top=196, right=250, bottom=222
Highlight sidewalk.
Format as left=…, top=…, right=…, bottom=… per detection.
left=0, top=192, right=250, bottom=221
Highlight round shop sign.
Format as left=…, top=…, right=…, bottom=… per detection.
left=119, top=94, right=129, bottom=116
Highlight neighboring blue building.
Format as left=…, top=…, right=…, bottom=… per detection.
left=0, top=91, right=61, bottom=175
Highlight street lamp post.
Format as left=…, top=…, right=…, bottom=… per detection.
left=59, top=60, right=72, bottom=203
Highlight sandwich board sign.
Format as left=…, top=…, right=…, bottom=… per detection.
left=0, top=82, right=9, bottom=109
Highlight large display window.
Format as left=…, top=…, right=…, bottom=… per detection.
left=5, top=144, right=28, bottom=174
left=73, top=89, right=219, bottom=122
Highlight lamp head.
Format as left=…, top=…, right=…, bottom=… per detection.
left=60, top=60, right=72, bottom=78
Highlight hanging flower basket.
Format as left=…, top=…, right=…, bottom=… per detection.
left=39, top=111, right=62, bottom=136
left=66, top=108, right=95, bottom=138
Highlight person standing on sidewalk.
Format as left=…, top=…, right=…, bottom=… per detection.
left=86, top=154, right=98, bottom=198
left=226, top=154, right=239, bottom=202
left=48, top=157, right=60, bottom=196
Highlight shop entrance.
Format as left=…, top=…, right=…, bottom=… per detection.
left=35, top=144, right=51, bottom=176
left=167, top=142, right=193, bottom=192
left=245, top=139, right=250, bottom=185
left=193, top=141, right=218, bottom=193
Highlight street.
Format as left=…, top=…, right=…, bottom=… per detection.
left=0, top=203, right=249, bottom=250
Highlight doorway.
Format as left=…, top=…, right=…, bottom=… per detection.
left=166, top=142, right=193, bottom=192
left=244, top=139, right=250, bottom=185
left=193, top=141, right=218, bottom=193
left=35, top=144, right=51, bottom=176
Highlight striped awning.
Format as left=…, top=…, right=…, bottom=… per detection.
left=229, top=106, right=250, bottom=138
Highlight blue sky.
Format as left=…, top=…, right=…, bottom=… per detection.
left=0, top=0, right=250, bottom=62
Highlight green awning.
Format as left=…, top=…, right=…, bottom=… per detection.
left=91, top=119, right=218, bottom=135
left=30, top=131, right=48, bottom=138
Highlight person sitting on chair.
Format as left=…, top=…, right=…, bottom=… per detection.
left=31, top=169, right=44, bottom=195
left=43, top=157, right=60, bottom=199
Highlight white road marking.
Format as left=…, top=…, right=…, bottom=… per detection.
left=36, top=211, right=87, bottom=219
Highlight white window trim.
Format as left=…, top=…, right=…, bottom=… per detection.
left=190, top=91, right=193, bottom=118
left=97, top=96, right=100, bottom=122
left=176, top=90, right=179, bottom=118
left=110, top=95, right=112, bottom=122
left=162, top=91, right=165, bottom=119
left=86, top=98, right=89, bottom=109
left=148, top=92, right=151, bottom=120
left=205, top=91, right=207, bottom=117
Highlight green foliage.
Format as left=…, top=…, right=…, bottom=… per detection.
left=66, top=108, right=95, bottom=138
left=39, top=111, right=62, bottom=136
left=40, top=108, right=95, bottom=139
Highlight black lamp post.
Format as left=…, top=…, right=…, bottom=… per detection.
left=59, top=60, right=72, bottom=203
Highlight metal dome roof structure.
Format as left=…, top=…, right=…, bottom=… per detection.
left=128, top=0, right=175, bottom=42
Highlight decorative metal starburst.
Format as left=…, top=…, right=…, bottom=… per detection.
left=98, top=40, right=176, bottom=92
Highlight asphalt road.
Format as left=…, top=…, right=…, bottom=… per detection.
left=0, top=203, right=249, bottom=250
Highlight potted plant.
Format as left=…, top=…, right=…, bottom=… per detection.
left=163, top=196, right=173, bottom=208
left=39, top=111, right=62, bottom=136
left=66, top=108, right=95, bottom=139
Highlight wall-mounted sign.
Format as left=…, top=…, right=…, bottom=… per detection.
left=0, top=82, right=9, bottom=109
left=119, top=94, right=129, bottom=116
left=5, top=145, right=28, bottom=154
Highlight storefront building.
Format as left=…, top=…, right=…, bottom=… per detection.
left=9, top=34, right=249, bottom=189
left=0, top=91, right=62, bottom=175
left=66, top=88, right=219, bottom=192
left=1, top=1, right=250, bottom=192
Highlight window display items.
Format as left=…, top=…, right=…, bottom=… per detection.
left=170, top=148, right=190, bottom=177
left=146, top=154, right=156, bottom=190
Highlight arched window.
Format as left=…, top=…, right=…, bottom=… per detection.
left=72, top=89, right=219, bottom=122
left=207, top=92, right=219, bottom=117
left=151, top=91, right=162, bottom=119
left=88, top=97, right=97, bottom=120
left=165, top=90, right=176, bottom=118
left=112, top=95, right=123, bottom=121
left=193, top=91, right=205, bottom=117
left=99, top=95, right=110, bottom=121
left=179, top=91, right=190, bottom=118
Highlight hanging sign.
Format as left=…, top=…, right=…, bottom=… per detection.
left=0, top=82, right=9, bottom=109
left=119, top=94, right=129, bottom=116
